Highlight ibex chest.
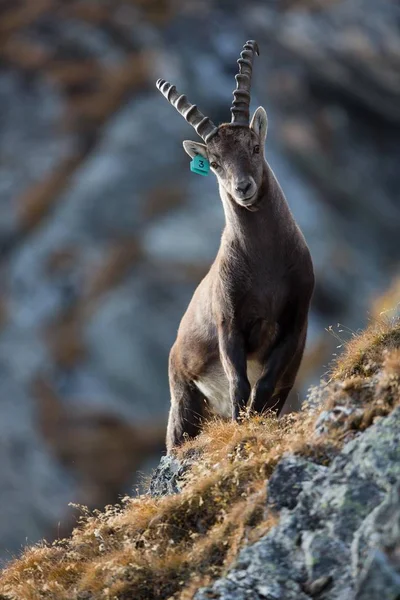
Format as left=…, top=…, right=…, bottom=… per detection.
left=194, top=318, right=278, bottom=417
left=195, top=359, right=264, bottom=419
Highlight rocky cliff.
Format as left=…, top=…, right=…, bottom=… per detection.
left=0, top=317, right=399, bottom=599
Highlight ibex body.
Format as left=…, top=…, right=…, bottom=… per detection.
left=156, top=42, right=314, bottom=453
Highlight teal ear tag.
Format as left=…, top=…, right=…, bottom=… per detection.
left=190, top=154, right=210, bottom=176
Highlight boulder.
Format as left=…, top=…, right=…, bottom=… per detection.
left=195, top=408, right=400, bottom=599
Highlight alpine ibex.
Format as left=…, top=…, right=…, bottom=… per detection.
left=156, top=41, right=314, bottom=453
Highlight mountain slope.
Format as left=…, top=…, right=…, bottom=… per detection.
left=0, top=317, right=399, bottom=600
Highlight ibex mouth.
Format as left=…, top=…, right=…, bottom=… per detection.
left=239, top=194, right=260, bottom=211
left=246, top=203, right=260, bottom=212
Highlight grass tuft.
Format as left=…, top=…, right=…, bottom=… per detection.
left=330, top=316, right=400, bottom=381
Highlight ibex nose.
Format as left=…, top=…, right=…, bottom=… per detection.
left=235, top=181, right=252, bottom=195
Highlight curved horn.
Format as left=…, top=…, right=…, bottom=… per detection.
left=230, top=40, right=259, bottom=126
left=156, top=78, right=218, bottom=143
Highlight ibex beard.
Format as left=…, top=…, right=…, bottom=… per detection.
left=156, top=41, right=315, bottom=454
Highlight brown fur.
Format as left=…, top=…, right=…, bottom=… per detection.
left=166, top=116, right=314, bottom=453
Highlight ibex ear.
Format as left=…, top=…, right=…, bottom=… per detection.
left=250, top=107, right=268, bottom=145
left=183, top=140, right=208, bottom=159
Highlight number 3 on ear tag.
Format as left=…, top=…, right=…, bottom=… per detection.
left=190, top=154, right=210, bottom=176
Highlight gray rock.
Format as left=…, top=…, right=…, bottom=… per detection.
left=307, top=475, right=384, bottom=544
left=207, top=514, right=309, bottom=600
left=302, top=531, right=350, bottom=582
left=314, top=401, right=358, bottom=437
left=354, top=549, right=400, bottom=600
left=267, top=454, right=327, bottom=511
left=195, top=408, right=400, bottom=600
left=148, top=455, right=190, bottom=497
left=352, top=484, right=400, bottom=580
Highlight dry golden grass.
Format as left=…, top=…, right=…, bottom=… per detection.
left=330, top=315, right=400, bottom=380
left=1, top=317, right=399, bottom=600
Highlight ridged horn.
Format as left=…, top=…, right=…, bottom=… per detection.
left=230, top=40, right=259, bottom=126
left=156, top=78, right=219, bottom=143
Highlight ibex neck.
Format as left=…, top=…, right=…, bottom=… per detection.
left=220, top=163, right=287, bottom=246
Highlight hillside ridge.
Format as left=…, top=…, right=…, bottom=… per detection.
left=0, top=317, right=399, bottom=600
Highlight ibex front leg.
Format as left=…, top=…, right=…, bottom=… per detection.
left=250, top=299, right=310, bottom=416
left=218, top=321, right=251, bottom=421
left=166, top=346, right=207, bottom=453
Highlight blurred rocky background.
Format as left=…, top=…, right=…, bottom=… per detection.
left=0, top=0, right=398, bottom=565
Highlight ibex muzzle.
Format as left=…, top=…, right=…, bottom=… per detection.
left=156, top=41, right=315, bottom=453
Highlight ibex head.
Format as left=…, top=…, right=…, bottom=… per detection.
left=156, top=41, right=268, bottom=210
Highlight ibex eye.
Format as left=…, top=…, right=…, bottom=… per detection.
left=254, top=145, right=260, bottom=154
left=211, top=162, right=219, bottom=169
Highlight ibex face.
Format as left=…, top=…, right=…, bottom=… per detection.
left=183, top=110, right=267, bottom=210
left=157, top=40, right=266, bottom=209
